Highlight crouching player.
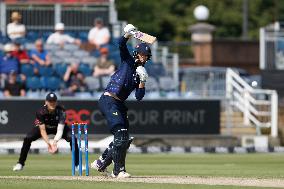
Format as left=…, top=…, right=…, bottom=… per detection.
left=90, top=24, right=151, bottom=178
left=13, top=92, right=80, bottom=171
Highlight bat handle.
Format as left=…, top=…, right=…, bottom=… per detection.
left=129, top=31, right=138, bottom=36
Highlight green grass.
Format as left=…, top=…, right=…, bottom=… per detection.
left=0, top=153, right=283, bottom=189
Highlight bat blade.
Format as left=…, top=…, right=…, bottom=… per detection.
left=131, top=31, right=157, bottom=44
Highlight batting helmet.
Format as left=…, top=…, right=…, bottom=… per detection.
left=135, top=43, right=151, bottom=60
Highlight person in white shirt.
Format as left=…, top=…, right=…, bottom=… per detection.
left=46, top=23, right=81, bottom=47
left=7, top=12, right=26, bottom=41
left=88, top=18, right=110, bottom=49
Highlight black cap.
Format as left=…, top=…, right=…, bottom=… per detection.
left=46, top=92, right=57, bottom=102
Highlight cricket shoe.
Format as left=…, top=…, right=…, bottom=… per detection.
left=111, top=171, right=131, bottom=178
left=75, top=164, right=86, bottom=172
left=12, top=163, right=23, bottom=171
left=91, top=159, right=109, bottom=176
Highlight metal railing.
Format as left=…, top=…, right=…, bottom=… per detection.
left=156, top=46, right=179, bottom=90
left=180, top=67, right=227, bottom=98
left=0, top=2, right=112, bottom=34
left=226, top=68, right=278, bottom=137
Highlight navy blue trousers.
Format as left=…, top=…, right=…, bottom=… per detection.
left=98, top=95, right=129, bottom=134
left=98, top=94, right=131, bottom=174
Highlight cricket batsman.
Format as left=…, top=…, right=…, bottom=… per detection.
left=90, top=24, right=151, bottom=178
left=13, top=92, right=80, bottom=171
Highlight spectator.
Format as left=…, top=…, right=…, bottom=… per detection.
left=46, top=23, right=81, bottom=47
left=7, top=11, right=26, bottom=41
left=93, top=48, right=115, bottom=77
left=62, top=63, right=87, bottom=96
left=63, top=62, right=79, bottom=83
left=30, top=39, right=51, bottom=69
left=68, top=72, right=87, bottom=93
left=11, top=41, right=30, bottom=64
left=0, top=43, right=19, bottom=75
left=88, top=18, right=110, bottom=50
left=4, top=71, right=26, bottom=97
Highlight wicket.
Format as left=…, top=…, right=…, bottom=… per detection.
left=71, top=123, right=89, bottom=176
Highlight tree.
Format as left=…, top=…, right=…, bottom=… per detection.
left=115, top=0, right=278, bottom=41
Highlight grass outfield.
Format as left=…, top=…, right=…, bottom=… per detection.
left=0, top=153, right=284, bottom=189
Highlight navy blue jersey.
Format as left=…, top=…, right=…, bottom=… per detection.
left=105, top=36, right=145, bottom=101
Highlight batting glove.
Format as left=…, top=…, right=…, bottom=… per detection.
left=136, top=66, right=148, bottom=83
left=124, top=24, right=136, bottom=36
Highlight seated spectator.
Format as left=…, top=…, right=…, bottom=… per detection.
left=63, top=62, right=78, bottom=82
left=62, top=63, right=87, bottom=96
left=88, top=18, right=110, bottom=50
left=11, top=41, right=30, bottom=64
left=4, top=71, right=26, bottom=97
left=0, top=43, right=19, bottom=75
left=46, top=23, right=81, bottom=47
left=30, top=39, right=51, bottom=72
left=93, top=48, right=115, bottom=77
left=7, top=11, right=26, bottom=41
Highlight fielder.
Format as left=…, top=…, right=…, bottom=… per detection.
left=13, top=92, right=80, bottom=171
left=90, top=24, right=151, bottom=178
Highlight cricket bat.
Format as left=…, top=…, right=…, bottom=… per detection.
left=130, top=31, right=157, bottom=44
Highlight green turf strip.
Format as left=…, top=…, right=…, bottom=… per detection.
left=1, top=154, right=284, bottom=189
left=1, top=154, right=284, bottom=178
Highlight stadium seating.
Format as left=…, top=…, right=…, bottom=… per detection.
left=50, top=56, right=63, bottom=64
left=38, top=66, right=54, bottom=77
left=78, top=31, right=88, bottom=41
left=54, top=64, right=68, bottom=77
left=46, top=76, right=61, bottom=91
left=54, top=50, right=71, bottom=58
left=45, top=44, right=60, bottom=51
left=39, top=76, right=47, bottom=89
left=40, top=76, right=61, bottom=91
left=25, top=43, right=35, bottom=51
left=26, top=31, right=39, bottom=42
left=64, top=31, right=76, bottom=38
left=101, top=76, right=111, bottom=89
left=42, top=31, right=53, bottom=41
left=0, top=36, right=9, bottom=44
left=26, top=77, right=42, bottom=91
left=108, top=51, right=121, bottom=66
left=0, top=30, right=171, bottom=97
left=85, top=76, right=100, bottom=91
left=62, top=57, right=80, bottom=64
left=73, top=50, right=89, bottom=58
left=64, top=44, right=80, bottom=51
left=81, top=56, right=97, bottom=67
left=21, top=64, right=34, bottom=77
left=78, top=63, right=92, bottom=76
